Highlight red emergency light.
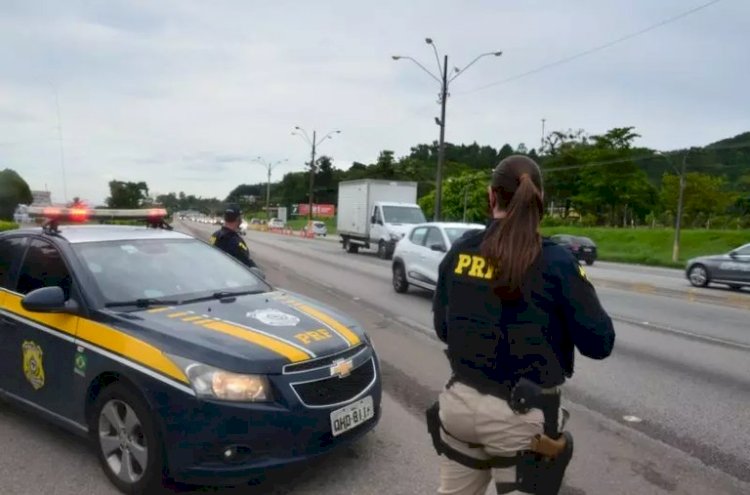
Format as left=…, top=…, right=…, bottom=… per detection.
left=27, top=206, right=170, bottom=231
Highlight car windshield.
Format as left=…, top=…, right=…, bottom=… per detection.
left=382, top=206, right=426, bottom=224
left=577, top=237, right=596, bottom=246
left=72, top=238, right=268, bottom=307
left=444, top=227, right=478, bottom=244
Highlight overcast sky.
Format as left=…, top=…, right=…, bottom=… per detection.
left=0, top=0, right=747, bottom=205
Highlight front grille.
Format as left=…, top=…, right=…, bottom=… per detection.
left=291, top=359, right=375, bottom=407
left=283, top=344, right=366, bottom=374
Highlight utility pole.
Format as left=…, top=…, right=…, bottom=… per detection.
left=435, top=54, right=448, bottom=222
left=293, top=127, right=341, bottom=227
left=393, top=40, right=502, bottom=221
left=672, top=149, right=691, bottom=263
left=541, top=118, right=546, bottom=150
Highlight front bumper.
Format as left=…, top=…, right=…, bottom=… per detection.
left=147, top=350, right=382, bottom=484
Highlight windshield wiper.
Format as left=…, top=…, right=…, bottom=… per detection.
left=105, top=298, right=181, bottom=309
left=181, top=289, right=266, bottom=304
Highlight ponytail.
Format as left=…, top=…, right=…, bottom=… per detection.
left=481, top=172, right=544, bottom=294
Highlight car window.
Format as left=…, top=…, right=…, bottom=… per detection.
left=578, top=237, right=596, bottom=246
left=373, top=207, right=383, bottom=224
left=72, top=238, right=268, bottom=305
left=444, top=228, right=476, bottom=245
left=0, top=236, right=28, bottom=290
left=425, top=228, right=445, bottom=249
left=735, top=244, right=750, bottom=256
left=16, top=239, right=73, bottom=299
left=410, top=227, right=428, bottom=246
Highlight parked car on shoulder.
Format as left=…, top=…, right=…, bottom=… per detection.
left=686, top=243, right=750, bottom=290
left=268, top=218, right=286, bottom=229
left=239, top=219, right=248, bottom=235
left=303, top=221, right=328, bottom=237
left=550, top=234, right=598, bottom=265
left=392, top=222, right=485, bottom=293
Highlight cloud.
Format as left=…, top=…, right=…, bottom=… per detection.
left=0, top=0, right=747, bottom=205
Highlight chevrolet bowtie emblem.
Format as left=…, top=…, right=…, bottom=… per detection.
left=330, top=359, right=354, bottom=378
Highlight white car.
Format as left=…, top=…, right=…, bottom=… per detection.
left=268, top=218, right=286, bottom=229
left=239, top=220, right=248, bottom=235
left=392, top=222, right=485, bottom=293
left=303, top=221, right=328, bottom=236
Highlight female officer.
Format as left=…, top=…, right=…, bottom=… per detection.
left=431, top=155, right=615, bottom=495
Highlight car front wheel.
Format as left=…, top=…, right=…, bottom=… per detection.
left=92, top=383, right=165, bottom=495
left=688, top=264, right=710, bottom=288
left=393, top=262, right=409, bottom=293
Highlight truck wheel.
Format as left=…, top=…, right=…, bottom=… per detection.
left=377, top=240, right=388, bottom=259
left=393, top=263, right=409, bottom=293
left=347, top=243, right=359, bottom=254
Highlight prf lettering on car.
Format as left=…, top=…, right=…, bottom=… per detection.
left=454, top=254, right=494, bottom=279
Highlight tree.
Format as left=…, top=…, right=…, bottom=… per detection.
left=0, top=169, right=33, bottom=220
left=106, top=180, right=149, bottom=208
left=498, top=144, right=514, bottom=161
left=661, top=172, right=737, bottom=227
left=419, top=170, right=490, bottom=223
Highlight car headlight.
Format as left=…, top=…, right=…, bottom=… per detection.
left=168, top=355, right=272, bottom=402
left=389, top=233, right=401, bottom=241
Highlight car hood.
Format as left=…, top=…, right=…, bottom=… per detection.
left=102, top=290, right=366, bottom=374
left=689, top=253, right=732, bottom=264
left=384, top=223, right=412, bottom=238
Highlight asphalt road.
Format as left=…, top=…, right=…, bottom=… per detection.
left=1, top=222, right=748, bottom=495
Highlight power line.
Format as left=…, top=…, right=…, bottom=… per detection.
left=458, top=0, right=723, bottom=96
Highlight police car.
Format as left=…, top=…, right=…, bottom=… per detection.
left=0, top=206, right=381, bottom=494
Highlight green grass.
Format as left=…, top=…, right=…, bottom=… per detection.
left=0, top=221, right=18, bottom=231
left=540, top=227, right=749, bottom=267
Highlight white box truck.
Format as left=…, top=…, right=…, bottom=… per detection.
left=337, top=179, right=426, bottom=259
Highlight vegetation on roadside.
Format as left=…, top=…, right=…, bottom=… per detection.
left=540, top=226, right=748, bottom=267
left=0, top=220, right=18, bottom=231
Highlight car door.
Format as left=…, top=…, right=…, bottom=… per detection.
left=422, top=227, right=448, bottom=287
left=731, top=244, right=750, bottom=282
left=2, top=237, right=81, bottom=418
left=0, top=236, right=29, bottom=391
left=370, top=205, right=386, bottom=244
left=403, top=227, right=428, bottom=285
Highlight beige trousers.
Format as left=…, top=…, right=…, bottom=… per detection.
left=436, top=381, right=545, bottom=495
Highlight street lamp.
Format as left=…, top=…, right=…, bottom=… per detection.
left=292, top=127, right=341, bottom=225
left=253, top=156, right=288, bottom=220
left=393, top=38, right=502, bottom=221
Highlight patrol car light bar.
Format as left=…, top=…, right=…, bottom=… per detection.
left=27, top=206, right=168, bottom=223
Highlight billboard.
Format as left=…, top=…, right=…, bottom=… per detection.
left=295, top=203, right=335, bottom=217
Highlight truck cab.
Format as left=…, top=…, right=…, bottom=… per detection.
left=369, top=202, right=426, bottom=259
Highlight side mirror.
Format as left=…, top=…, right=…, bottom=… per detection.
left=21, top=286, right=76, bottom=313
left=729, top=251, right=738, bottom=259
left=430, top=243, right=446, bottom=252
left=371, top=215, right=377, bottom=224
left=250, top=267, right=266, bottom=280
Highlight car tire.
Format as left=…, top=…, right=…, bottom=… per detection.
left=393, top=262, right=409, bottom=293
left=728, top=284, right=743, bottom=291
left=585, top=259, right=594, bottom=266
left=347, top=243, right=359, bottom=254
left=91, top=382, right=165, bottom=495
left=687, top=264, right=710, bottom=288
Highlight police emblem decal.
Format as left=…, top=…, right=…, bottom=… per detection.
left=22, top=341, right=45, bottom=390
left=247, top=308, right=300, bottom=327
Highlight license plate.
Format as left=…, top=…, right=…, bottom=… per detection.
left=330, top=396, right=374, bottom=437
left=583, top=247, right=592, bottom=252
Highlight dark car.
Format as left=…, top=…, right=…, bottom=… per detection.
left=550, top=234, right=598, bottom=265
left=0, top=207, right=381, bottom=494
left=685, top=243, right=750, bottom=290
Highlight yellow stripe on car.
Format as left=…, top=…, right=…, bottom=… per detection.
left=199, top=320, right=310, bottom=362
left=3, top=293, right=188, bottom=384
left=285, top=300, right=361, bottom=346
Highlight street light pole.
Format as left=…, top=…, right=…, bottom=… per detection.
left=308, top=130, right=317, bottom=225
left=393, top=40, right=502, bottom=221
left=253, top=157, right=288, bottom=220
left=293, top=127, right=340, bottom=227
